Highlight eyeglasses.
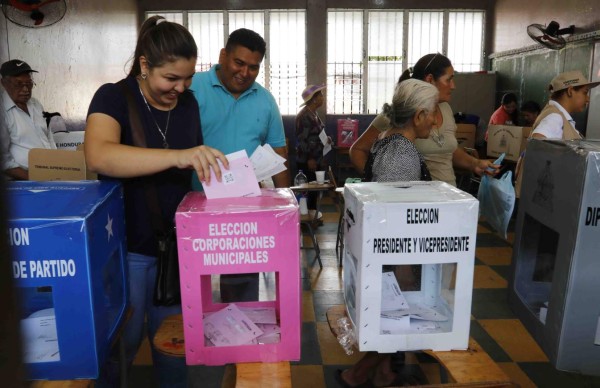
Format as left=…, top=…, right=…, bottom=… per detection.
left=8, top=80, right=35, bottom=90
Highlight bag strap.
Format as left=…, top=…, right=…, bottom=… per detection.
left=117, top=79, right=167, bottom=234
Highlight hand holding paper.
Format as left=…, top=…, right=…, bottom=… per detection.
left=250, top=144, right=287, bottom=182
left=202, top=150, right=261, bottom=199
left=319, top=129, right=332, bottom=156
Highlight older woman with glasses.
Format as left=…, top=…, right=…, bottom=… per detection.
left=350, top=53, right=500, bottom=186
left=0, top=59, right=56, bottom=180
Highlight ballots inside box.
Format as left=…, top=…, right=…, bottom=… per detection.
left=343, top=181, right=479, bottom=352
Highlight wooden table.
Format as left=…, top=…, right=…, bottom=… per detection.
left=326, top=305, right=516, bottom=387
left=290, top=182, right=334, bottom=268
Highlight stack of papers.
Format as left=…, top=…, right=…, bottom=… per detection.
left=379, top=272, right=448, bottom=335
left=203, top=304, right=281, bottom=346
left=250, top=144, right=287, bottom=183
left=20, top=308, right=60, bottom=363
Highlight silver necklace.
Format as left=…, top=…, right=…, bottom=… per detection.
left=431, top=127, right=445, bottom=147
left=138, top=83, right=172, bottom=149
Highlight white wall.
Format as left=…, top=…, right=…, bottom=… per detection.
left=0, top=0, right=138, bottom=129
left=493, top=0, right=600, bottom=53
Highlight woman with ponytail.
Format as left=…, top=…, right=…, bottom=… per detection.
left=85, top=16, right=228, bottom=387
left=350, top=53, right=499, bottom=184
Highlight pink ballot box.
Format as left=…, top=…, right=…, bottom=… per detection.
left=175, top=189, right=301, bottom=365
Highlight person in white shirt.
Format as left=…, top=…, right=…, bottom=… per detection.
left=515, top=71, right=599, bottom=196
left=1, top=59, right=56, bottom=180
left=531, top=70, right=599, bottom=140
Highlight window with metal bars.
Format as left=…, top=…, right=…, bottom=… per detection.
left=328, top=9, right=484, bottom=114
left=147, top=10, right=306, bottom=115
left=146, top=9, right=484, bottom=115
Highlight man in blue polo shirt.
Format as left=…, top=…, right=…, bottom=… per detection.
left=190, top=28, right=290, bottom=302
left=191, top=28, right=289, bottom=189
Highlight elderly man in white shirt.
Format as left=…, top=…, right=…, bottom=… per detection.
left=1, top=59, right=56, bottom=180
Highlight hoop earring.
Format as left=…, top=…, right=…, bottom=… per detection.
left=141, top=73, right=148, bottom=80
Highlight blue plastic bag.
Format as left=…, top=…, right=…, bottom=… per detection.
left=477, top=170, right=515, bottom=239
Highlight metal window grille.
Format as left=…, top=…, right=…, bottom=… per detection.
left=407, top=11, right=444, bottom=68
left=367, top=11, right=404, bottom=114
left=147, top=12, right=184, bottom=25
left=147, top=9, right=484, bottom=115
left=186, top=10, right=306, bottom=113
left=269, top=11, right=306, bottom=114
left=327, top=11, right=363, bottom=115
left=188, top=12, right=224, bottom=72
left=448, top=11, right=484, bottom=72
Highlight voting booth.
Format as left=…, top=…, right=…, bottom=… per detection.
left=342, top=181, right=479, bottom=352
left=509, top=139, right=600, bottom=376
left=7, top=181, right=128, bottom=380
left=175, top=189, right=301, bottom=365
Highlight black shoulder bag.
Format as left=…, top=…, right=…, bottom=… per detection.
left=118, top=80, right=181, bottom=306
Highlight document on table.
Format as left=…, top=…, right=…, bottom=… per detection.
left=203, top=150, right=261, bottom=199
left=320, top=129, right=332, bottom=156
left=20, top=308, right=60, bottom=363
left=204, top=304, right=264, bottom=347
left=381, top=271, right=409, bottom=311
left=249, top=144, right=287, bottom=182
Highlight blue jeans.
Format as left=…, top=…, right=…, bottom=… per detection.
left=125, top=252, right=186, bottom=387
left=99, top=252, right=186, bottom=387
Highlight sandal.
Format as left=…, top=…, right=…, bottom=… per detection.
left=334, top=369, right=374, bottom=388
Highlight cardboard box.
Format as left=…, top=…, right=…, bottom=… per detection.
left=343, top=181, right=479, bottom=352
left=53, top=131, right=85, bottom=150
left=509, top=139, right=600, bottom=376
left=487, top=125, right=532, bottom=161
left=175, top=189, right=301, bottom=365
left=7, top=181, right=128, bottom=380
left=456, top=124, right=476, bottom=149
left=28, top=148, right=97, bottom=181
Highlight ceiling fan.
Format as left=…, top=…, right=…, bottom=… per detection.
left=1, top=0, right=67, bottom=28
left=527, top=21, right=575, bottom=50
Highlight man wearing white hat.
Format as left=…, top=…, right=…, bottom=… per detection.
left=531, top=70, right=600, bottom=140
left=0, top=59, right=56, bottom=180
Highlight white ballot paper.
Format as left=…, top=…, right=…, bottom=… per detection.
left=20, top=308, right=60, bottom=363
left=381, top=271, right=409, bottom=311
left=204, top=304, right=264, bottom=347
left=239, top=306, right=277, bottom=324
left=250, top=144, right=287, bottom=182
left=380, top=315, right=411, bottom=334
left=319, top=129, right=332, bottom=156
left=252, top=323, right=281, bottom=344
left=381, top=304, right=448, bottom=322
left=203, top=150, right=261, bottom=199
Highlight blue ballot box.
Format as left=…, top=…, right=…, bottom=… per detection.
left=6, top=180, right=128, bottom=380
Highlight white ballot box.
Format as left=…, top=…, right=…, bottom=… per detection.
left=343, top=181, right=479, bottom=352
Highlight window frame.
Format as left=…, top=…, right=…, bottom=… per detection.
left=328, top=8, right=486, bottom=114
left=144, top=8, right=486, bottom=115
